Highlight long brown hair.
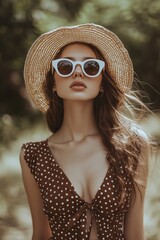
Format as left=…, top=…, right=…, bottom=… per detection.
left=43, top=42, right=148, bottom=205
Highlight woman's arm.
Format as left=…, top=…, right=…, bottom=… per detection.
left=124, top=129, right=150, bottom=240
left=20, top=148, right=52, bottom=240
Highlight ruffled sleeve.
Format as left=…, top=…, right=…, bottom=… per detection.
left=21, top=142, right=37, bottom=175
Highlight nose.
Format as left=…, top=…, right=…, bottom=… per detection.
left=72, top=64, right=84, bottom=78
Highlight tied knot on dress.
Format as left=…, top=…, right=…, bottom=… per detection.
left=66, top=202, right=100, bottom=233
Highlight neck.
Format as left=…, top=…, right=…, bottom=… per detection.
left=59, top=100, right=98, bottom=142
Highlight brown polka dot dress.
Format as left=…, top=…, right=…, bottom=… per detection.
left=22, top=140, right=133, bottom=240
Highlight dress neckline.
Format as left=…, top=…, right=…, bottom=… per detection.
left=45, top=138, right=111, bottom=204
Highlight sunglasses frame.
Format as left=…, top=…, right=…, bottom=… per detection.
left=52, top=58, right=105, bottom=78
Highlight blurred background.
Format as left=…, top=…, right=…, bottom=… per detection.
left=0, top=0, right=160, bottom=239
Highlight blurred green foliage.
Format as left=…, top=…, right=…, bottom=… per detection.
left=0, top=0, right=160, bottom=144
left=0, top=0, right=40, bottom=115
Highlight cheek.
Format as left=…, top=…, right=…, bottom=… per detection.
left=88, top=77, right=103, bottom=97
left=54, top=74, right=62, bottom=91
left=54, top=76, right=68, bottom=97
left=93, top=76, right=103, bottom=90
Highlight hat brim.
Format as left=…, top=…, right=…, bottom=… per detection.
left=24, top=23, right=133, bottom=112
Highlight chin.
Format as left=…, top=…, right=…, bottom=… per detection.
left=57, top=91, right=99, bottom=101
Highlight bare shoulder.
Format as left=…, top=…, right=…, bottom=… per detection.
left=130, top=123, right=151, bottom=158
left=131, top=124, right=151, bottom=186
left=19, top=147, right=28, bottom=172
left=130, top=122, right=150, bottom=146
left=19, top=146, right=25, bottom=163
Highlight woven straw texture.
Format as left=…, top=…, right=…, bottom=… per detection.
left=24, top=23, right=133, bottom=112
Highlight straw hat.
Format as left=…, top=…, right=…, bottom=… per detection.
left=24, top=23, right=133, bottom=112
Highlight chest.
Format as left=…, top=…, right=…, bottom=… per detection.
left=49, top=139, right=109, bottom=203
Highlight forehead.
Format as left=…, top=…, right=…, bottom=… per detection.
left=60, top=43, right=97, bottom=59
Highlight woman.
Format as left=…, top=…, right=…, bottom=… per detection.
left=20, top=23, right=150, bottom=240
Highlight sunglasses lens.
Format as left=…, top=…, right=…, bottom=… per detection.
left=57, top=60, right=73, bottom=75
left=84, top=60, right=99, bottom=76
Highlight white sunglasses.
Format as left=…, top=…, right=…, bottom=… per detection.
left=52, top=58, right=105, bottom=78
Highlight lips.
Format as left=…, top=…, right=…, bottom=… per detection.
left=70, top=81, right=87, bottom=88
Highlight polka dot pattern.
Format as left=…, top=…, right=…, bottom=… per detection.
left=22, top=140, right=132, bottom=240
